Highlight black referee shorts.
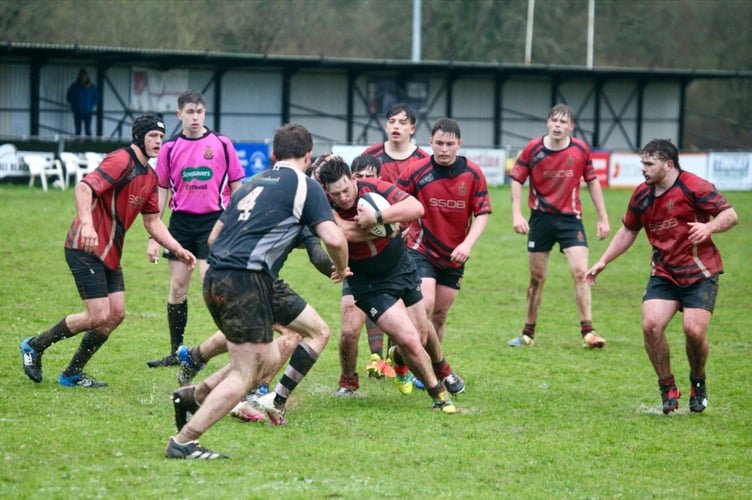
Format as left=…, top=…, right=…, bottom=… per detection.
left=164, top=211, right=221, bottom=260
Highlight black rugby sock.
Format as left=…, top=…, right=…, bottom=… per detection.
left=168, top=301, right=188, bottom=353
left=30, top=318, right=74, bottom=351
left=62, top=329, right=108, bottom=377
left=522, top=323, right=536, bottom=339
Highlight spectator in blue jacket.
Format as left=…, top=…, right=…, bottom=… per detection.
left=66, top=68, right=100, bottom=136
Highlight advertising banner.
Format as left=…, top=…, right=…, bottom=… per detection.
left=680, top=153, right=708, bottom=179
left=609, top=151, right=644, bottom=188
left=331, top=145, right=365, bottom=167
left=235, top=142, right=270, bottom=179
left=591, top=150, right=610, bottom=187
left=459, top=147, right=507, bottom=187
left=707, top=152, right=752, bottom=190
left=609, top=152, right=712, bottom=188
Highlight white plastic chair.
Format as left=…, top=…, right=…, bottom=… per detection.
left=25, top=154, right=65, bottom=191
left=0, top=144, right=20, bottom=178
left=60, top=152, right=91, bottom=185
left=84, top=152, right=103, bottom=175
left=0, top=143, right=17, bottom=159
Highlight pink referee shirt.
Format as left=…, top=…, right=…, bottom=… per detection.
left=156, top=130, right=244, bottom=214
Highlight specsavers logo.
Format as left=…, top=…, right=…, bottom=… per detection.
left=182, top=167, right=213, bottom=182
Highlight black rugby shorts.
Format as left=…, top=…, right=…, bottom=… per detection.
left=203, top=267, right=275, bottom=344
left=65, top=248, right=124, bottom=300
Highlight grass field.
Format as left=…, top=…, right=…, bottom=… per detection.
left=1, top=183, right=750, bottom=499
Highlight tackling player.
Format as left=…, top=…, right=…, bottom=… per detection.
left=166, top=124, right=349, bottom=459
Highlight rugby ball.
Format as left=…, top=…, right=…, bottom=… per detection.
left=357, top=192, right=396, bottom=238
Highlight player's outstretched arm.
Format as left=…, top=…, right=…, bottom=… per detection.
left=584, top=225, right=638, bottom=285
left=147, top=186, right=170, bottom=262
left=143, top=213, right=196, bottom=269
left=303, top=237, right=335, bottom=277
left=314, top=220, right=350, bottom=283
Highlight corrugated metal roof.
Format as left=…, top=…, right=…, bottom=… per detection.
left=2, top=41, right=750, bottom=80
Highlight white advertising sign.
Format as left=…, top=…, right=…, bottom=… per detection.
left=331, top=145, right=366, bottom=167
left=679, top=153, right=708, bottom=179
left=610, top=151, right=713, bottom=188
left=459, top=147, right=507, bottom=187
left=707, top=152, right=752, bottom=191
left=609, top=151, right=644, bottom=188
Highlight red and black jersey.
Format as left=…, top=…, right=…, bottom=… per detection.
left=65, top=148, right=159, bottom=270
left=362, top=143, right=430, bottom=184
left=623, top=171, right=733, bottom=286
left=509, top=136, right=596, bottom=218
left=398, top=156, right=492, bottom=269
left=333, top=178, right=410, bottom=277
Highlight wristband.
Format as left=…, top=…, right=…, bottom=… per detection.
left=375, top=210, right=383, bottom=224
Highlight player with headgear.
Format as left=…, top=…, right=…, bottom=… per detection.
left=20, top=114, right=196, bottom=388
left=132, top=113, right=165, bottom=156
